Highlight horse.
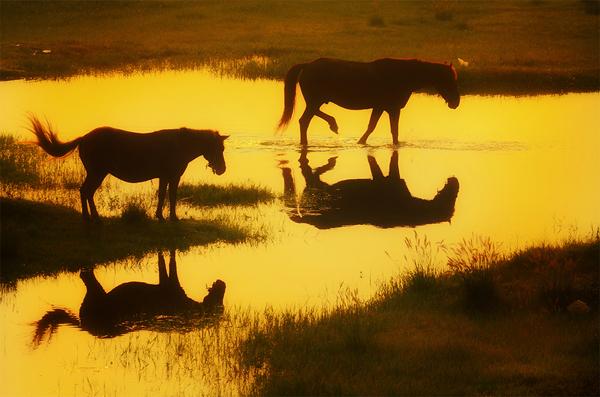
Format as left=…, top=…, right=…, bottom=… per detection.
left=32, top=250, right=226, bottom=340
left=29, top=115, right=228, bottom=221
left=277, top=58, right=460, bottom=145
left=281, top=150, right=459, bottom=229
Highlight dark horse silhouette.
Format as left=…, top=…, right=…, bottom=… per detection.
left=277, top=58, right=460, bottom=145
left=281, top=150, right=459, bottom=229
left=32, top=250, right=226, bottom=342
left=29, top=115, right=228, bottom=221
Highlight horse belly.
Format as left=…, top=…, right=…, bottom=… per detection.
left=105, top=155, right=162, bottom=183
left=301, top=68, right=384, bottom=109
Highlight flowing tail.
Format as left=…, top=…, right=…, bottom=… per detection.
left=28, top=115, right=81, bottom=157
left=32, top=308, right=80, bottom=347
left=277, top=63, right=306, bottom=130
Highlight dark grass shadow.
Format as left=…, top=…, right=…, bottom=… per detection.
left=0, top=198, right=250, bottom=283
left=178, top=182, right=275, bottom=207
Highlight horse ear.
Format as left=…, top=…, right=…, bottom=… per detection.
left=220, top=135, right=229, bottom=141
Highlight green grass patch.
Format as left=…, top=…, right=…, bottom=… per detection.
left=0, top=1, right=598, bottom=94
left=178, top=182, right=275, bottom=207
left=0, top=133, right=85, bottom=190
left=0, top=135, right=40, bottom=185
left=0, top=197, right=255, bottom=283
left=238, top=236, right=600, bottom=396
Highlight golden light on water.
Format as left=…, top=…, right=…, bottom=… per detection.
left=1, top=71, right=599, bottom=396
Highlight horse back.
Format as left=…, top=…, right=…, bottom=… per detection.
left=299, top=58, right=415, bottom=109
left=78, top=128, right=190, bottom=182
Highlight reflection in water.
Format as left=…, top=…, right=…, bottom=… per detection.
left=33, top=250, right=225, bottom=342
left=1, top=72, right=599, bottom=396
left=282, top=150, right=459, bottom=229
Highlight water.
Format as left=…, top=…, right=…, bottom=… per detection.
left=1, top=71, right=599, bottom=396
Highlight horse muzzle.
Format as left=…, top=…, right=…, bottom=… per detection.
left=211, top=164, right=226, bottom=175
left=447, top=98, right=460, bottom=109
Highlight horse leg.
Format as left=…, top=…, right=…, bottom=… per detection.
left=168, top=176, right=181, bottom=221
left=282, top=167, right=296, bottom=198
left=80, top=173, right=106, bottom=221
left=158, top=252, right=168, bottom=286
left=315, top=110, right=338, bottom=134
left=357, top=108, right=383, bottom=144
left=367, top=156, right=385, bottom=181
left=167, top=249, right=183, bottom=292
left=388, top=150, right=400, bottom=180
left=80, top=177, right=90, bottom=221
left=87, top=174, right=106, bottom=221
left=299, top=104, right=318, bottom=146
left=80, top=270, right=106, bottom=299
left=155, top=178, right=168, bottom=220
left=314, top=157, right=337, bottom=176
left=388, top=108, right=401, bottom=145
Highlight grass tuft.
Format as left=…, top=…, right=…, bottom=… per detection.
left=446, top=235, right=504, bottom=312
left=178, top=182, right=275, bottom=207
left=120, top=199, right=150, bottom=223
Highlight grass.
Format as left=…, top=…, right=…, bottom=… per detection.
left=0, top=134, right=276, bottom=207
left=0, top=134, right=86, bottom=190
left=0, top=1, right=598, bottom=94
left=0, top=197, right=257, bottom=283
left=237, top=235, right=600, bottom=396
left=178, top=182, right=275, bottom=207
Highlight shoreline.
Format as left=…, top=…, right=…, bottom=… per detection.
left=1, top=64, right=598, bottom=96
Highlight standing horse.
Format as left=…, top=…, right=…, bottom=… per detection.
left=29, top=116, right=228, bottom=221
left=277, top=58, right=460, bottom=145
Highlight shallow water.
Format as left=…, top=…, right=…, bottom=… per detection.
left=1, top=71, right=599, bottom=395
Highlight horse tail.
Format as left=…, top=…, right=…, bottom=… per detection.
left=28, top=115, right=81, bottom=157
left=32, top=308, right=79, bottom=347
left=277, top=63, right=306, bottom=130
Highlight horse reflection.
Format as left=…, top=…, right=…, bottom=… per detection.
left=33, top=250, right=225, bottom=343
left=282, top=150, right=459, bottom=229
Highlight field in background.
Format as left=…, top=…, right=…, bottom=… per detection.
left=1, top=0, right=598, bottom=93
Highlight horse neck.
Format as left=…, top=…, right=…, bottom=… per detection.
left=181, top=132, right=215, bottom=160
left=409, top=61, right=448, bottom=90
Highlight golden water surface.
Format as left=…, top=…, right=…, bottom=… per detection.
left=1, top=71, right=599, bottom=396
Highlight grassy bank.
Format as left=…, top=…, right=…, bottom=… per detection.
left=0, top=197, right=255, bottom=283
left=238, top=236, right=599, bottom=395
left=0, top=135, right=276, bottom=282
left=1, top=1, right=598, bottom=94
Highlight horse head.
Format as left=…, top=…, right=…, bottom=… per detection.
left=203, top=131, right=228, bottom=175
left=202, top=279, right=226, bottom=309
left=437, top=63, right=460, bottom=109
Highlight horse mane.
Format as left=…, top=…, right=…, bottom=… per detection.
left=179, top=127, right=222, bottom=138
left=449, top=63, right=458, bottom=80
left=382, top=58, right=457, bottom=81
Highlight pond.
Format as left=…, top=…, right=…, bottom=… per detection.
left=1, top=71, right=599, bottom=396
